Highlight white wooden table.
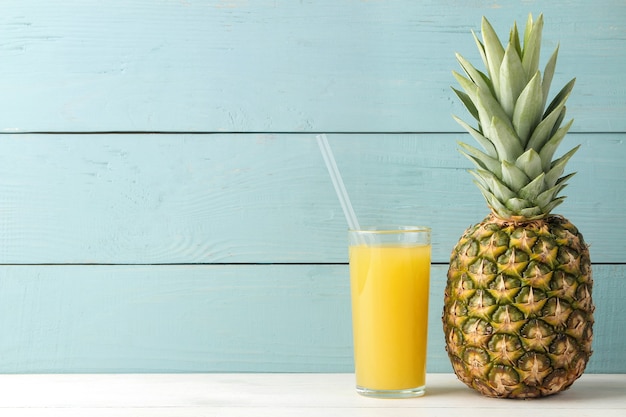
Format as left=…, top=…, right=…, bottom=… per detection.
left=0, top=373, right=624, bottom=416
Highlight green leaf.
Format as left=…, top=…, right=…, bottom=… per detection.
left=475, top=89, right=514, bottom=139
left=505, top=197, right=533, bottom=213
left=453, top=70, right=475, bottom=92
left=510, top=21, right=522, bottom=59
left=476, top=182, right=513, bottom=218
left=471, top=169, right=516, bottom=203
left=452, top=88, right=480, bottom=122
left=544, top=78, right=576, bottom=119
left=545, top=145, right=579, bottom=187
left=522, top=13, right=543, bottom=77
left=481, top=17, right=505, bottom=95
left=538, top=119, right=574, bottom=171
left=550, top=106, right=567, bottom=139
left=516, top=148, right=543, bottom=179
left=472, top=30, right=489, bottom=75
left=469, top=170, right=490, bottom=191
left=536, top=182, right=568, bottom=207
left=458, top=142, right=501, bottom=174
left=453, top=71, right=479, bottom=104
left=453, top=115, right=497, bottom=157
left=513, top=71, right=544, bottom=146
left=501, top=159, right=530, bottom=192
left=490, top=116, right=524, bottom=160
left=540, top=197, right=566, bottom=215
left=453, top=71, right=495, bottom=134
left=536, top=174, right=572, bottom=212
left=519, top=172, right=546, bottom=201
left=460, top=150, right=485, bottom=171
left=520, top=206, right=544, bottom=219
left=525, top=79, right=575, bottom=154
left=527, top=97, right=570, bottom=152
left=534, top=185, right=557, bottom=208
left=546, top=171, right=576, bottom=191
left=542, top=45, right=559, bottom=109
left=490, top=176, right=517, bottom=203
left=523, top=14, right=535, bottom=52
left=498, top=43, right=527, bottom=117
left=456, top=52, right=492, bottom=92
left=556, top=172, right=576, bottom=186
left=470, top=167, right=498, bottom=186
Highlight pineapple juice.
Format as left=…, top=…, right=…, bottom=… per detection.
left=349, top=241, right=431, bottom=396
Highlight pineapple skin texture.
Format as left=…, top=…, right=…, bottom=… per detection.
left=443, top=213, right=594, bottom=398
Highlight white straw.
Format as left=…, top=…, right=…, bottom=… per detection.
left=316, top=134, right=361, bottom=231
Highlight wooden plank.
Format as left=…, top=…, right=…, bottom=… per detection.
left=0, top=1, right=623, bottom=132
left=0, top=264, right=354, bottom=373
left=0, top=133, right=623, bottom=264
left=0, top=264, right=622, bottom=374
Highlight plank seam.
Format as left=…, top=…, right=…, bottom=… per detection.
left=0, top=131, right=622, bottom=135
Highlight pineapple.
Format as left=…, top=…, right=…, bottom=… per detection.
left=443, top=14, right=594, bottom=398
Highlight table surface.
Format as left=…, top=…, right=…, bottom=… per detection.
left=0, top=373, right=624, bottom=416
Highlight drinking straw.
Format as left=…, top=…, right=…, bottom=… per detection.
left=316, top=134, right=361, bottom=231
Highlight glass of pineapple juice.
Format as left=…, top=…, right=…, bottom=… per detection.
left=348, top=226, right=431, bottom=398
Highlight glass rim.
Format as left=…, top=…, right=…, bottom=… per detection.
left=348, top=226, right=431, bottom=234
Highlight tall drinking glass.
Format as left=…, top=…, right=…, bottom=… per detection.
left=348, top=226, right=431, bottom=398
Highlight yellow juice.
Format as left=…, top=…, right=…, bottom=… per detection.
left=349, top=243, right=431, bottom=391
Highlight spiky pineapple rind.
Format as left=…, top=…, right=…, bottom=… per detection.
left=443, top=214, right=594, bottom=399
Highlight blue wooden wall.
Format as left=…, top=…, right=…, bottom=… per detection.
left=0, top=1, right=624, bottom=373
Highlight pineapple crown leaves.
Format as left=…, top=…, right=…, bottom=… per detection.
left=452, top=13, right=578, bottom=220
